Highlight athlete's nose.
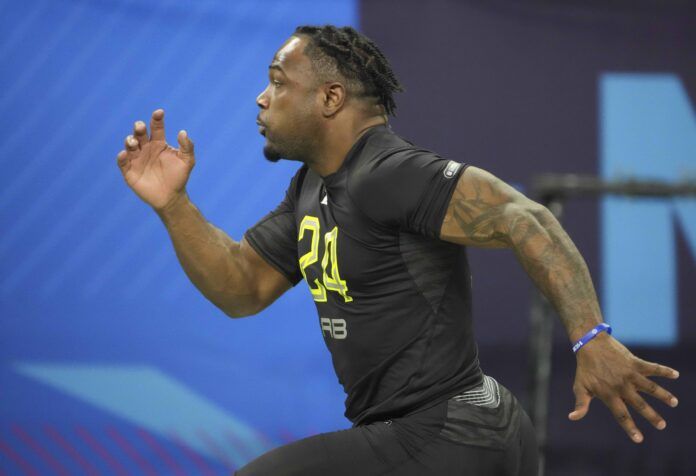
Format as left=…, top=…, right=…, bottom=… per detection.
left=256, top=86, right=270, bottom=109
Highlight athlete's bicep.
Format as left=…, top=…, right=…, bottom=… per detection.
left=240, top=236, right=293, bottom=313
left=238, top=166, right=305, bottom=314
left=439, top=166, right=542, bottom=248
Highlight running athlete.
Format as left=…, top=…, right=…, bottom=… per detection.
left=116, top=25, right=680, bottom=476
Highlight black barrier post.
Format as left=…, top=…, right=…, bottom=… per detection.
left=527, top=196, right=563, bottom=476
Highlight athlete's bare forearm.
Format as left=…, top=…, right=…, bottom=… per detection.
left=507, top=205, right=601, bottom=341
left=156, top=193, right=258, bottom=317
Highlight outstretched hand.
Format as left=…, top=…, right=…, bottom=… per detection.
left=569, top=334, right=679, bottom=443
left=116, top=109, right=195, bottom=210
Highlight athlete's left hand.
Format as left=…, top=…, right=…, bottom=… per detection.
left=568, top=333, right=679, bottom=443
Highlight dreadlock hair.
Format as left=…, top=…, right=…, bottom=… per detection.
left=294, top=25, right=404, bottom=116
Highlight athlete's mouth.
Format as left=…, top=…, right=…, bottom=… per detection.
left=256, top=117, right=267, bottom=136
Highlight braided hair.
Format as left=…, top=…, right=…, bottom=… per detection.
left=294, top=25, right=404, bottom=116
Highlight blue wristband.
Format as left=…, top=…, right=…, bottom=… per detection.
left=572, top=323, right=612, bottom=353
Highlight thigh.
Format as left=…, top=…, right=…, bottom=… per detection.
left=234, top=423, right=397, bottom=476
left=236, top=382, right=539, bottom=476
left=517, top=408, right=539, bottom=476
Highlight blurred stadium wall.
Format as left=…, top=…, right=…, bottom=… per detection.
left=1, top=0, right=694, bottom=474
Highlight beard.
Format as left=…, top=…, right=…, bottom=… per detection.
left=263, top=143, right=283, bottom=163
left=262, top=126, right=318, bottom=164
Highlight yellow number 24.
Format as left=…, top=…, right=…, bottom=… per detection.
left=298, top=216, right=352, bottom=303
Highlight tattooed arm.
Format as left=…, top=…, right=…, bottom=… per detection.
left=440, top=166, right=680, bottom=443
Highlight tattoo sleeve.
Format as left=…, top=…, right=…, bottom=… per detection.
left=440, top=166, right=602, bottom=341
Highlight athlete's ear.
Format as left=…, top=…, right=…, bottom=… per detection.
left=321, top=82, right=346, bottom=117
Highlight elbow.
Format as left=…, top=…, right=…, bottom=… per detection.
left=214, top=293, right=264, bottom=319
left=509, top=199, right=556, bottom=226
left=526, top=202, right=557, bottom=228
left=222, top=307, right=250, bottom=319
left=221, top=300, right=264, bottom=319
left=506, top=200, right=556, bottom=244
left=213, top=273, right=266, bottom=319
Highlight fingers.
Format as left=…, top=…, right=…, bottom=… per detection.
left=634, top=374, right=679, bottom=408
left=150, top=109, right=165, bottom=141
left=124, top=135, right=139, bottom=153
left=607, top=397, right=643, bottom=443
left=133, top=120, right=149, bottom=147
left=116, top=150, right=129, bottom=172
left=624, top=391, right=666, bottom=431
left=568, top=385, right=592, bottom=421
left=177, top=130, right=195, bottom=164
left=636, top=359, right=680, bottom=379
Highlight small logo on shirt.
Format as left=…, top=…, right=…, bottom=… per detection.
left=320, top=193, right=328, bottom=205
left=443, top=160, right=462, bottom=179
left=320, top=317, right=347, bottom=339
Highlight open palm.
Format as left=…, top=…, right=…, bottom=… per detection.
left=117, top=109, right=195, bottom=210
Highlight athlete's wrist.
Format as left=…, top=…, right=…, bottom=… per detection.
left=568, top=318, right=606, bottom=343
left=155, top=191, right=191, bottom=222
left=573, top=326, right=612, bottom=355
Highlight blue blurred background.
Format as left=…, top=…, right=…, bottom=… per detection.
left=1, top=0, right=694, bottom=474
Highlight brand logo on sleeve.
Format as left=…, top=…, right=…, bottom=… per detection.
left=443, top=160, right=462, bottom=179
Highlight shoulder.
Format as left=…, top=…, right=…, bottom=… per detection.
left=346, top=128, right=462, bottom=225
left=348, top=128, right=419, bottom=189
left=348, top=130, right=455, bottom=196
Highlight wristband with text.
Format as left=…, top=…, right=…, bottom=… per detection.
left=572, top=323, right=612, bottom=354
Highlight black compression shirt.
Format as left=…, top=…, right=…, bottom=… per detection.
left=244, top=125, right=483, bottom=425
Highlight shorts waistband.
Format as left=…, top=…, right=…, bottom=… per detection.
left=451, top=375, right=501, bottom=408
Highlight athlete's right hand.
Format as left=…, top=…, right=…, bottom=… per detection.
left=117, top=109, right=195, bottom=211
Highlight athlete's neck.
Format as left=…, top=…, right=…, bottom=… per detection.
left=306, top=115, right=387, bottom=178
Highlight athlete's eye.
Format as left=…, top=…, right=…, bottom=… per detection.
left=272, top=80, right=282, bottom=87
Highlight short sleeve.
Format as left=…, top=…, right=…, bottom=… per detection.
left=243, top=167, right=306, bottom=286
left=349, top=149, right=467, bottom=238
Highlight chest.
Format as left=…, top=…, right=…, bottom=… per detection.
left=294, top=174, right=402, bottom=305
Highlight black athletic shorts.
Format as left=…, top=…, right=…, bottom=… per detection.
left=235, top=377, right=538, bottom=475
